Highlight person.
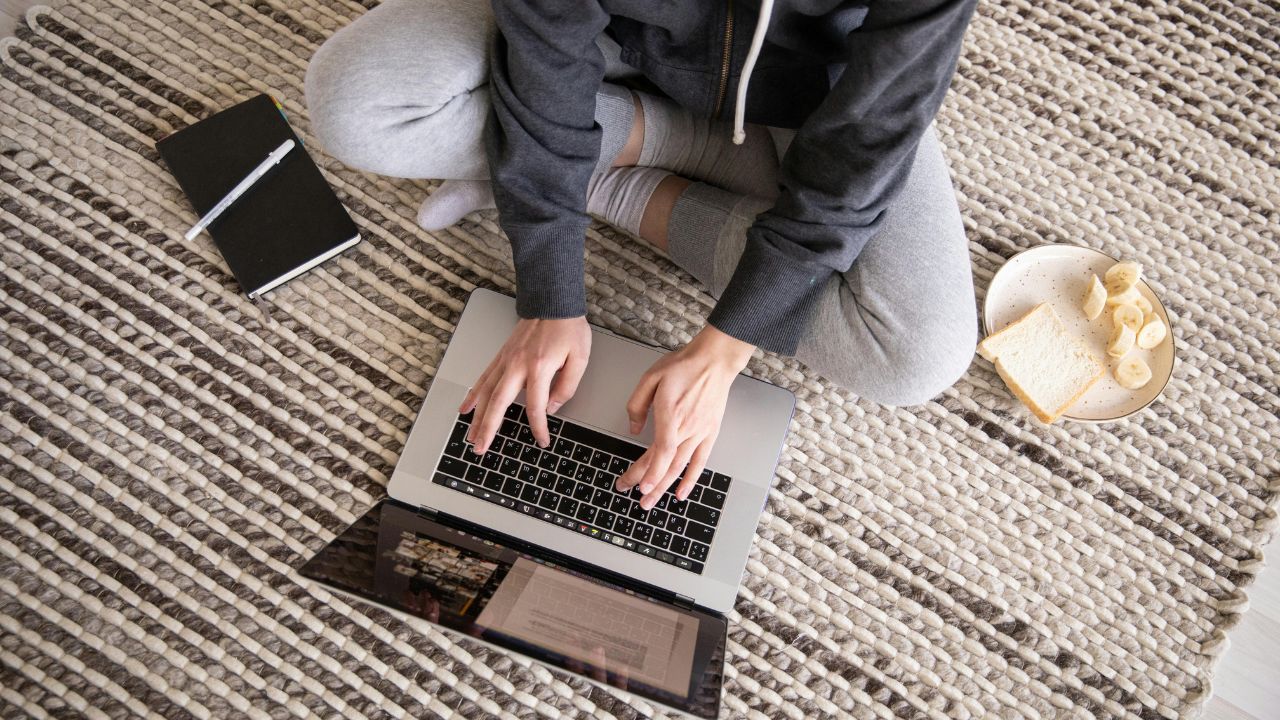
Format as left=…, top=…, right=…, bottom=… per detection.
left=306, top=0, right=979, bottom=512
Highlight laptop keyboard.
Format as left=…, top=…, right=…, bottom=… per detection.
left=431, top=402, right=732, bottom=575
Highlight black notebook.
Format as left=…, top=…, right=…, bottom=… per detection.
left=156, top=94, right=360, bottom=298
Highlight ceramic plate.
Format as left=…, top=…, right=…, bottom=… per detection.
left=983, top=244, right=1176, bottom=422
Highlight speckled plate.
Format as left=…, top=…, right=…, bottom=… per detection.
left=983, top=244, right=1176, bottom=422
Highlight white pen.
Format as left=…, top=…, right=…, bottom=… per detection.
left=184, top=138, right=295, bottom=241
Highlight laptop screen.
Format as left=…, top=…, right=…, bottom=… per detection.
left=298, top=500, right=725, bottom=717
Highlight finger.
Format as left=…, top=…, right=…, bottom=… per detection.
left=638, top=424, right=679, bottom=495
left=547, top=354, right=588, bottom=414
left=616, top=453, right=650, bottom=492
left=676, top=439, right=713, bottom=501
left=472, top=371, right=523, bottom=454
left=624, top=372, right=659, bottom=434
left=523, top=365, right=556, bottom=448
left=641, top=438, right=697, bottom=510
left=459, top=363, right=497, bottom=414
left=465, top=375, right=496, bottom=445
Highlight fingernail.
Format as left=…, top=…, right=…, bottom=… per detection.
left=538, top=439, right=549, bottom=449
left=548, top=401, right=562, bottom=414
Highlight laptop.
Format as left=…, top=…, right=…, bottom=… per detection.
left=298, top=288, right=794, bottom=717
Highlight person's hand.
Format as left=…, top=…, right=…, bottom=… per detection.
left=617, top=326, right=754, bottom=510
left=461, top=317, right=591, bottom=454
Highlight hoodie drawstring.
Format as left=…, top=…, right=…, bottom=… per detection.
left=732, top=0, right=775, bottom=144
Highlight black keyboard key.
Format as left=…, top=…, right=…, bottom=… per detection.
left=553, top=438, right=575, bottom=457
left=687, top=484, right=703, bottom=503
left=593, top=471, right=616, bottom=489
left=538, top=491, right=561, bottom=511
left=556, top=457, right=578, bottom=477
left=591, top=488, right=613, bottom=508
left=632, top=524, right=653, bottom=544
left=686, top=521, right=714, bottom=545
left=652, top=528, right=672, bottom=549
left=648, top=509, right=668, bottom=529
left=589, top=451, right=612, bottom=471
left=595, top=510, right=615, bottom=530
left=500, top=438, right=523, bottom=458
left=686, top=503, right=720, bottom=527
left=465, top=464, right=486, bottom=483
left=480, top=453, right=502, bottom=470
left=655, top=494, right=669, bottom=510
left=610, top=494, right=632, bottom=514
left=483, top=471, right=505, bottom=492
left=516, top=424, right=535, bottom=445
left=576, top=504, right=597, bottom=524
left=443, top=437, right=467, bottom=458
left=701, top=488, right=727, bottom=509
left=558, top=497, right=579, bottom=517
left=688, top=541, right=709, bottom=562
left=608, top=456, right=630, bottom=475
left=535, top=470, right=557, bottom=489
left=628, top=503, right=650, bottom=522
left=503, top=405, right=521, bottom=422
left=559, top=421, right=646, bottom=462
left=520, top=444, right=541, bottom=464
left=638, top=544, right=656, bottom=558
left=437, top=456, right=469, bottom=479
left=538, top=453, right=559, bottom=471
left=501, top=477, right=524, bottom=497
left=520, top=485, right=542, bottom=504
left=499, top=457, right=521, bottom=477
left=546, top=415, right=563, bottom=435
left=668, top=497, right=688, bottom=516
left=458, top=410, right=475, bottom=423
left=656, top=549, right=677, bottom=565
left=667, top=515, right=687, bottom=536
left=571, top=444, right=593, bottom=464
left=517, top=463, right=537, bottom=482
left=613, top=517, right=634, bottom=536
left=710, top=472, right=731, bottom=492
left=574, top=465, right=596, bottom=484
left=555, top=476, right=576, bottom=496
left=462, top=444, right=483, bottom=464
left=572, top=482, right=594, bottom=502
left=671, top=536, right=691, bottom=556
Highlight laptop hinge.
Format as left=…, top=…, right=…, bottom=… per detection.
left=416, top=505, right=440, bottom=520
left=673, top=593, right=696, bottom=610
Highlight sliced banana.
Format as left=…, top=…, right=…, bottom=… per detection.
left=1082, top=274, right=1107, bottom=320
left=1106, top=285, right=1143, bottom=307
left=1133, top=293, right=1153, bottom=315
left=1104, top=261, right=1142, bottom=295
left=1137, top=316, right=1167, bottom=349
left=1115, top=356, right=1152, bottom=390
left=1107, top=323, right=1136, bottom=359
left=1113, top=304, right=1144, bottom=333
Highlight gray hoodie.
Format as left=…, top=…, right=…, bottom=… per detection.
left=485, top=0, right=978, bottom=355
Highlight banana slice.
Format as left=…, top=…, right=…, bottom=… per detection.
left=1113, top=304, right=1144, bottom=333
left=1115, top=357, right=1152, bottom=390
left=1104, top=261, right=1142, bottom=295
left=1107, top=323, right=1136, bottom=359
left=1133, top=293, right=1153, bottom=315
left=1137, top=316, right=1167, bottom=349
left=1082, top=274, right=1107, bottom=320
left=1106, top=285, right=1143, bottom=307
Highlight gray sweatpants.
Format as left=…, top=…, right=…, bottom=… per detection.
left=305, top=0, right=977, bottom=406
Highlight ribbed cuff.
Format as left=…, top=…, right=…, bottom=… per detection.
left=506, top=221, right=589, bottom=319
left=706, top=233, right=832, bottom=355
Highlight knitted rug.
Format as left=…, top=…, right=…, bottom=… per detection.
left=1, top=0, right=1277, bottom=718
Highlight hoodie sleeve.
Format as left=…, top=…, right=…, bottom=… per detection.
left=485, top=1, right=611, bottom=320
left=708, top=0, right=978, bottom=355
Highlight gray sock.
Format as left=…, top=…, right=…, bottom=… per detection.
left=586, top=166, right=672, bottom=236
left=636, top=91, right=779, bottom=199
left=417, top=82, right=637, bottom=231
left=667, top=182, right=771, bottom=294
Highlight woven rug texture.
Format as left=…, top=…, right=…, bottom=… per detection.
left=1, top=0, right=1277, bottom=718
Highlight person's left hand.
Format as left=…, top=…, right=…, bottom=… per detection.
left=616, top=326, right=755, bottom=510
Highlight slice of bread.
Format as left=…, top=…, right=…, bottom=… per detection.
left=978, top=303, right=1105, bottom=423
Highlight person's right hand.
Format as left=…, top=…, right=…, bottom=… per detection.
left=461, top=317, right=591, bottom=454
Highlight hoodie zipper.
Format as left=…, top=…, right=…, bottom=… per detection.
left=711, top=0, right=734, bottom=118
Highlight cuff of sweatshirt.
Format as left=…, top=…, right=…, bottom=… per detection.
left=507, top=221, right=589, bottom=319
left=706, top=235, right=832, bottom=356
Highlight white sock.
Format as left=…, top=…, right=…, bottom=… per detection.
left=636, top=90, right=778, bottom=199
left=416, top=179, right=495, bottom=231
left=585, top=166, right=672, bottom=236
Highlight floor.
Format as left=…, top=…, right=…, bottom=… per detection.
left=0, top=0, right=1275, bottom=717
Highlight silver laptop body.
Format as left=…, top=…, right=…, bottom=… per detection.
left=389, top=288, right=794, bottom=614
